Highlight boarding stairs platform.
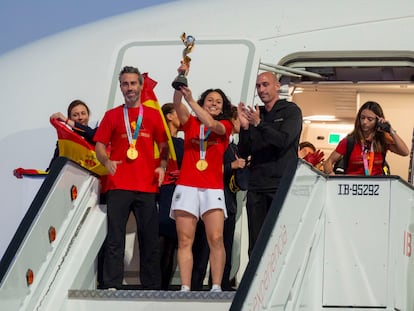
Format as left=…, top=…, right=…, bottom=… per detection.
left=0, top=158, right=413, bottom=310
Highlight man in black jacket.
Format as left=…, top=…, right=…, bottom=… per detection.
left=237, top=71, right=302, bottom=256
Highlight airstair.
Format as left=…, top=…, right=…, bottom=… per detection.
left=0, top=158, right=413, bottom=310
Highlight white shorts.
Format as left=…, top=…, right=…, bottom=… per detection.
left=170, top=185, right=227, bottom=220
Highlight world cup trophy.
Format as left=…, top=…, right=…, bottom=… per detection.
left=172, top=32, right=195, bottom=90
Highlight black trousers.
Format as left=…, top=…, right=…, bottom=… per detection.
left=222, top=211, right=236, bottom=290
left=246, top=190, right=276, bottom=257
left=158, top=184, right=178, bottom=290
left=102, top=190, right=161, bottom=289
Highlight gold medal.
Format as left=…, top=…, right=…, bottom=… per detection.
left=127, top=147, right=138, bottom=160
left=196, top=159, right=208, bottom=171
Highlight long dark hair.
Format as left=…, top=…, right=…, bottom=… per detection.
left=349, top=101, right=387, bottom=153
left=197, top=88, right=232, bottom=121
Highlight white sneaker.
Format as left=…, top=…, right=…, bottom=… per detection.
left=210, top=284, right=222, bottom=292
left=180, top=285, right=190, bottom=292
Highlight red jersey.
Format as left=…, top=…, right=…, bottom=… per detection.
left=94, top=104, right=168, bottom=192
left=177, top=115, right=232, bottom=189
left=336, top=138, right=386, bottom=176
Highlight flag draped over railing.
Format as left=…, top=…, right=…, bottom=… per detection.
left=50, top=117, right=107, bottom=176
left=13, top=168, right=48, bottom=179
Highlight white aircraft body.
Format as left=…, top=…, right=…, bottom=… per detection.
left=1, top=0, right=414, bottom=310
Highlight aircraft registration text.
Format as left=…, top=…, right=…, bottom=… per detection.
left=337, top=183, right=380, bottom=196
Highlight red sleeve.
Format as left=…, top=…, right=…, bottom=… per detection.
left=93, top=111, right=112, bottom=145
left=335, top=137, right=348, bottom=156
left=222, top=119, right=233, bottom=140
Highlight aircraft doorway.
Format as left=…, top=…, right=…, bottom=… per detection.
left=260, top=51, right=414, bottom=181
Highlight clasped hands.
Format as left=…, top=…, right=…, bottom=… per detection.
left=237, top=102, right=260, bottom=129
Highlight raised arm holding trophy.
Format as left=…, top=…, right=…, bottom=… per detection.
left=171, top=32, right=195, bottom=90
left=170, top=33, right=233, bottom=292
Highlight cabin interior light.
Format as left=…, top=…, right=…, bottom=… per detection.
left=303, top=115, right=338, bottom=122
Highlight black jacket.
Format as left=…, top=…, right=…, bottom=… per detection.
left=223, top=141, right=238, bottom=214
left=238, top=99, right=302, bottom=192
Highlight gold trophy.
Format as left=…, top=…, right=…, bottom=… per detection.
left=172, top=32, right=195, bottom=90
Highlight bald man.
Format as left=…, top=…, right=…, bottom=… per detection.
left=237, top=72, right=303, bottom=256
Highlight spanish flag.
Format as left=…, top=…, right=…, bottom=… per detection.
left=141, top=73, right=178, bottom=184
left=13, top=168, right=48, bottom=179
left=50, top=117, right=107, bottom=176
left=51, top=73, right=177, bottom=179
left=16, top=73, right=176, bottom=181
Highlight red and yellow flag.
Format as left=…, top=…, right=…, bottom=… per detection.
left=49, top=73, right=177, bottom=179
left=13, top=167, right=48, bottom=178
left=50, top=118, right=108, bottom=176
left=141, top=73, right=178, bottom=182
left=15, top=73, right=176, bottom=181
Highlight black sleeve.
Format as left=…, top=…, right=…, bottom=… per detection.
left=249, top=105, right=302, bottom=153
left=73, top=122, right=97, bottom=145
left=223, top=144, right=236, bottom=184
left=238, top=103, right=302, bottom=158
left=238, top=128, right=250, bottom=159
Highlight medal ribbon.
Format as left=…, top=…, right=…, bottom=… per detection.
left=199, top=124, right=211, bottom=161
left=362, top=141, right=374, bottom=176
left=123, top=104, right=144, bottom=149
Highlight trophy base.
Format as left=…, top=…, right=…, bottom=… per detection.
left=172, top=75, right=188, bottom=90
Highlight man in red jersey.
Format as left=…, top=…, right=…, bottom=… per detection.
left=95, top=66, right=168, bottom=290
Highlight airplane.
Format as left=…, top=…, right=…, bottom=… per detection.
left=1, top=0, right=414, bottom=310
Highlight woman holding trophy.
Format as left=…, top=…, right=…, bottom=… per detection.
left=169, top=36, right=233, bottom=292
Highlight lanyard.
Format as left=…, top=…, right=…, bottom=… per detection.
left=123, top=104, right=143, bottom=149
left=199, top=124, right=211, bottom=160
left=362, top=141, right=374, bottom=176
